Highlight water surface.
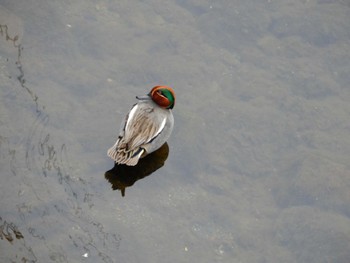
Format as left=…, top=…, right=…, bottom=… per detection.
left=1, top=1, right=350, bottom=262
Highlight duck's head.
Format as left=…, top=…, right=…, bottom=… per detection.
left=137, top=86, right=175, bottom=109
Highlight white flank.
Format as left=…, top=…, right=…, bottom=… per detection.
left=154, top=118, right=166, bottom=139
left=125, top=104, right=139, bottom=132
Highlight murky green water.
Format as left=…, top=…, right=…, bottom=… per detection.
left=1, top=1, right=350, bottom=262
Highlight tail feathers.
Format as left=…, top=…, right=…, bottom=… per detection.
left=107, top=144, right=145, bottom=166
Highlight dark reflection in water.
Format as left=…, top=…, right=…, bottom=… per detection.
left=105, top=142, right=169, bottom=197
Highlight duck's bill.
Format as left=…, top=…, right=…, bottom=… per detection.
left=136, top=95, right=151, bottom=100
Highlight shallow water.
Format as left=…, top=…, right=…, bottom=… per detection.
left=1, top=0, right=350, bottom=262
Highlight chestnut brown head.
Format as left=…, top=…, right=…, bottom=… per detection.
left=149, top=86, right=175, bottom=109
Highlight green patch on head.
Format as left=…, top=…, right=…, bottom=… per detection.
left=160, top=88, right=175, bottom=109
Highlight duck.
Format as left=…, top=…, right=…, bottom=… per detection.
left=107, top=86, right=175, bottom=166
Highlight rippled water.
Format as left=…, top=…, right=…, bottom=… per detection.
left=1, top=1, right=350, bottom=262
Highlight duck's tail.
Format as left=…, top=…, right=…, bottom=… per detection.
left=107, top=142, right=145, bottom=166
